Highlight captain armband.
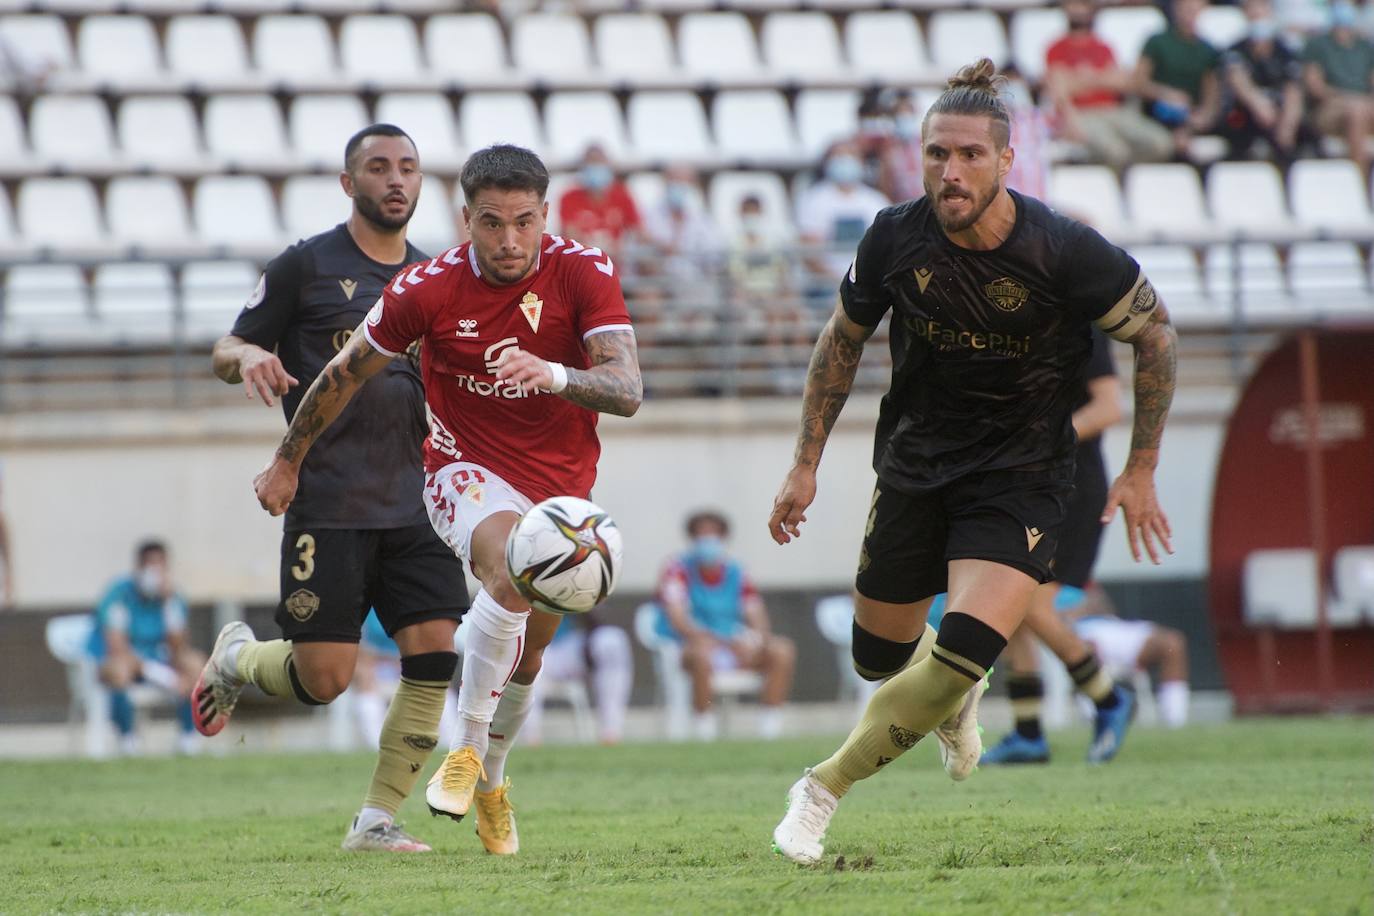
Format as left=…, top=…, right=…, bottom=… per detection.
left=1094, top=273, right=1159, bottom=342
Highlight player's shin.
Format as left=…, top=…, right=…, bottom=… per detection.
left=812, top=613, right=1006, bottom=798
left=480, top=680, right=534, bottom=792
left=1008, top=673, right=1045, bottom=740
left=359, top=651, right=458, bottom=826
left=236, top=639, right=320, bottom=703
left=452, top=590, right=530, bottom=757
left=1068, top=652, right=1119, bottom=710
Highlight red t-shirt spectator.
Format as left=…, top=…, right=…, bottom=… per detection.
left=1046, top=33, right=1122, bottom=109
left=558, top=183, right=642, bottom=249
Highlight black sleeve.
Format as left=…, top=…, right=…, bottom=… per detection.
left=1085, top=327, right=1116, bottom=381
left=1058, top=222, right=1141, bottom=324
left=228, top=245, right=305, bottom=350
left=838, top=211, right=894, bottom=327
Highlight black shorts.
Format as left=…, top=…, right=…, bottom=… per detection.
left=1054, top=446, right=1109, bottom=589
left=855, top=467, right=1073, bottom=604
left=277, top=522, right=469, bottom=644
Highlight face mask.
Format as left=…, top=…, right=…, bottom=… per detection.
left=665, top=182, right=691, bottom=210
left=1249, top=18, right=1278, bottom=41
left=893, top=115, right=919, bottom=140
left=1330, top=1, right=1357, bottom=27
left=827, top=155, right=864, bottom=186
left=137, top=566, right=165, bottom=597
left=740, top=213, right=766, bottom=235
left=692, top=535, right=726, bottom=564
left=580, top=164, right=613, bottom=192
left=860, top=117, right=892, bottom=136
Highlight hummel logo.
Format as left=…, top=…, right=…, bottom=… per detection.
left=456, top=318, right=479, bottom=338
left=914, top=267, right=934, bottom=294
left=338, top=278, right=358, bottom=300
left=1026, top=526, right=1044, bottom=552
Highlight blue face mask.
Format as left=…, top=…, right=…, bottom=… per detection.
left=581, top=163, right=613, bottom=192
left=893, top=115, right=919, bottom=140
left=691, top=535, right=726, bottom=564
left=1249, top=18, right=1278, bottom=41
left=1331, top=0, right=1357, bottom=27
left=826, top=155, right=864, bottom=186
left=665, top=182, right=691, bottom=210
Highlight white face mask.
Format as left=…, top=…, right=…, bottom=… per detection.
left=137, top=566, right=166, bottom=597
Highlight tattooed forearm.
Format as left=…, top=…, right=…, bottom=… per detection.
left=795, top=306, right=873, bottom=468
left=276, top=323, right=395, bottom=465
left=563, top=331, right=643, bottom=417
left=1126, top=302, right=1177, bottom=462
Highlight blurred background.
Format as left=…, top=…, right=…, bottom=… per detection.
left=0, top=0, right=1371, bottom=757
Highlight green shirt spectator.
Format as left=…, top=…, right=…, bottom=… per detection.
left=1302, top=32, right=1374, bottom=93
left=1142, top=29, right=1222, bottom=103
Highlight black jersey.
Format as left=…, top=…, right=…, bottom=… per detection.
left=841, top=190, right=1140, bottom=493
left=1075, top=327, right=1118, bottom=458
left=231, top=224, right=429, bottom=530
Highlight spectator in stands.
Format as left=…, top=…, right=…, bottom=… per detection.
left=87, top=540, right=204, bottom=755
left=641, top=164, right=725, bottom=314
left=729, top=194, right=806, bottom=367
left=558, top=143, right=642, bottom=261
left=525, top=614, right=634, bottom=746
left=1001, top=63, right=1055, bottom=199
left=657, top=510, right=795, bottom=742
left=1302, top=0, right=1374, bottom=182
left=796, top=140, right=889, bottom=308
left=878, top=92, right=923, bottom=203
left=1043, top=0, right=1174, bottom=169
left=1221, top=0, right=1321, bottom=165
left=855, top=92, right=895, bottom=190
left=1138, top=0, right=1223, bottom=159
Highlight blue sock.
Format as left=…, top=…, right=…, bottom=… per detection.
left=110, top=691, right=135, bottom=736
left=176, top=698, right=195, bottom=734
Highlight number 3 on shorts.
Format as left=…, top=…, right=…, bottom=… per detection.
left=291, top=533, right=316, bottom=581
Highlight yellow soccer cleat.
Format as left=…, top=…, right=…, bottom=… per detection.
left=425, top=747, right=487, bottom=822
left=473, top=780, right=520, bottom=855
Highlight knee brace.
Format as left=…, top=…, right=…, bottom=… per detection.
left=399, top=651, right=459, bottom=684
left=851, top=621, right=921, bottom=681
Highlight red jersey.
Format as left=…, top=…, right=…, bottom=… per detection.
left=363, top=234, right=633, bottom=503
left=558, top=184, right=641, bottom=247
left=1045, top=34, right=1121, bottom=109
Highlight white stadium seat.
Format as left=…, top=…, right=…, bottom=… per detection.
left=117, top=96, right=203, bottom=170
left=1125, top=164, right=1215, bottom=241
left=252, top=15, right=336, bottom=85
left=795, top=89, right=860, bottom=160
left=627, top=91, right=714, bottom=162
left=408, top=182, right=458, bottom=255
left=1095, top=6, right=1166, bottom=68
left=1334, top=546, right=1374, bottom=622
left=1206, top=161, right=1296, bottom=239
left=0, top=186, right=22, bottom=253
left=679, top=13, right=762, bottom=81
left=17, top=178, right=106, bottom=250
left=1244, top=548, right=1364, bottom=628
left=708, top=170, right=793, bottom=241
left=29, top=95, right=117, bottom=167
left=282, top=176, right=344, bottom=242
left=1205, top=243, right=1290, bottom=314
left=594, top=13, right=678, bottom=83
left=760, top=12, right=845, bottom=82
left=375, top=93, right=463, bottom=171
left=927, top=11, right=1008, bottom=79
left=511, top=13, right=592, bottom=80
left=1010, top=8, right=1067, bottom=82
left=1129, top=245, right=1211, bottom=317
left=1287, top=242, right=1369, bottom=309
left=76, top=15, right=162, bottom=85
left=339, top=15, right=423, bottom=81
left=0, top=15, right=75, bottom=74
left=290, top=94, right=369, bottom=169
left=92, top=263, right=176, bottom=343
left=181, top=260, right=259, bottom=340
left=544, top=91, right=628, bottom=162
left=1197, top=5, right=1246, bottom=51
left=459, top=92, right=544, bottom=155
left=0, top=95, right=25, bottom=165
left=844, top=12, right=930, bottom=82
left=1048, top=164, right=1129, bottom=239
left=1288, top=159, right=1374, bottom=236
left=166, top=15, right=250, bottom=86
left=107, top=177, right=196, bottom=250
left=203, top=94, right=288, bottom=168
left=425, top=15, right=512, bottom=85
left=193, top=176, right=281, bottom=250
left=712, top=90, right=799, bottom=163
left=2, top=264, right=91, bottom=345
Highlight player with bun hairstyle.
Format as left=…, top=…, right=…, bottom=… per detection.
left=769, top=59, right=1178, bottom=865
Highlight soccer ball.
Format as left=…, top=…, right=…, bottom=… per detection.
left=505, top=496, right=623, bottom=615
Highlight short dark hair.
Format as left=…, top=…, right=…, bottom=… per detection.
left=135, top=539, right=167, bottom=565
left=923, top=58, right=1012, bottom=149
left=685, top=510, right=730, bottom=538
left=460, top=144, right=550, bottom=203
left=344, top=123, right=417, bottom=173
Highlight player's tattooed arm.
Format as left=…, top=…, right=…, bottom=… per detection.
left=1123, top=295, right=1178, bottom=461
left=274, top=324, right=394, bottom=466
left=794, top=302, right=876, bottom=469
left=563, top=330, right=643, bottom=417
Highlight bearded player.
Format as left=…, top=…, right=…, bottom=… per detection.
left=252, top=144, right=642, bottom=855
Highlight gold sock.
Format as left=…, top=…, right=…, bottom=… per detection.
left=899, top=623, right=937, bottom=673
left=1069, top=653, right=1114, bottom=704
left=362, top=675, right=449, bottom=815
left=813, top=649, right=986, bottom=798
left=234, top=639, right=296, bottom=698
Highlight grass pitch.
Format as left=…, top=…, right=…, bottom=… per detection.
left=2, top=718, right=1370, bottom=914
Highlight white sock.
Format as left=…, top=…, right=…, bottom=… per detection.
left=437, top=686, right=459, bottom=749
left=222, top=636, right=249, bottom=680
left=1158, top=680, right=1190, bottom=728
left=759, top=706, right=784, bottom=741
left=523, top=677, right=546, bottom=746
left=693, top=711, right=719, bottom=742
left=354, top=806, right=392, bottom=831
left=451, top=589, right=530, bottom=755
left=354, top=690, right=386, bottom=749
left=481, top=680, right=535, bottom=791
left=589, top=626, right=633, bottom=743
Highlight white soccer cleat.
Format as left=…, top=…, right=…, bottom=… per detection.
left=934, top=676, right=988, bottom=782
left=191, top=621, right=252, bottom=737
left=341, top=817, right=432, bottom=853
left=772, top=769, right=838, bottom=866
left=425, top=747, right=487, bottom=822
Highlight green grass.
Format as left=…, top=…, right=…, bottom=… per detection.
left=2, top=718, right=1371, bottom=914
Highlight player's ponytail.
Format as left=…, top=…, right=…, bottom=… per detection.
left=923, top=57, right=1012, bottom=149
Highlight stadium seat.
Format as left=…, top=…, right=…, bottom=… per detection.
left=93, top=263, right=177, bottom=344
left=0, top=186, right=25, bottom=255
left=281, top=176, right=342, bottom=243
left=424, top=15, right=514, bottom=87
left=1288, top=159, right=1374, bottom=237
left=29, top=95, right=117, bottom=168
left=290, top=94, right=369, bottom=169
left=76, top=15, right=162, bottom=87
left=1287, top=242, right=1370, bottom=310
left=2, top=264, right=92, bottom=347
left=1010, top=8, right=1068, bottom=82
left=712, top=90, right=800, bottom=164
left=117, top=96, right=204, bottom=171
left=192, top=176, right=282, bottom=253
left=375, top=93, right=463, bottom=171
left=1197, top=5, right=1247, bottom=51
left=203, top=94, right=288, bottom=170
left=181, top=260, right=259, bottom=340
left=107, top=176, right=199, bottom=254
left=1124, top=164, right=1216, bottom=242
left=511, top=13, right=592, bottom=81
left=1206, top=161, right=1298, bottom=240
left=927, top=11, right=1008, bottom=80
left=544, top=91, right=629, bottom=163
left=679, top=12, right=763, bottom=81
left=1243, top=548, right=1363, bottom=628
left=814, top=595, right=877, bottom=705
left=1129, top=245, right=1212, bottom=319
left=252, top=15, right=337, bottom=86
left=1095, top=6, right=1166, bottom=69
left=165, top=15, right=252, bottom=87
left=1047, top=164, right=1130, bottom=240
left=844, top=12, right=931, bottom=83
left=339, top=15, right=423, bottom=82
left=1333, top=546, right=1374, bottom=623
left=593, top=13, right=679, bottom=84
left=408, top=181, right=458, bottom=255
left=16, top=178, right=107, bottom=251
left=760, top=12, right=845, bottom=83
left=0, top=95, right=25, bottom=168
left=1204, top=243, right=1291, bottom=315
left=795, top=89, right=859, bottom=160
left=627, top=91, right=714, bottom=163
left=0, top=15, right=76, bottom=75
left=459, top=92, right=544, bottom=156
left=708, top=170, right=793, bottom=240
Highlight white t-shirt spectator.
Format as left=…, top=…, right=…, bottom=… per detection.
left=796, top=180, right=890, bottom=283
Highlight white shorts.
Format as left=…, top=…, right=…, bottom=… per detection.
left=424, top=461, right=533, bottom=563
left=1073, top=617, right=1155, bottom=672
